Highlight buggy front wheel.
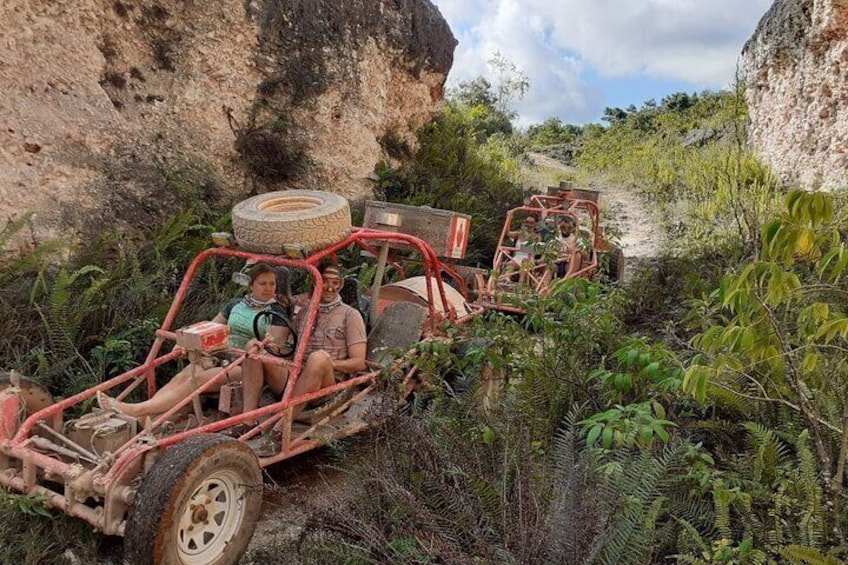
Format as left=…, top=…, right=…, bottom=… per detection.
left=123, top=434, right=262, bottom=565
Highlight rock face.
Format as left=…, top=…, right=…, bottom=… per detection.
left=0, top=0, right=454, bottom=236
left=741, top=0, right=848, bottom=190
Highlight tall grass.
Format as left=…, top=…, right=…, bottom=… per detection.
left=576, top=89, right=783, bottom=257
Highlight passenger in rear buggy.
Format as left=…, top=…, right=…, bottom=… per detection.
left=500, top=214, right=542, bottom=282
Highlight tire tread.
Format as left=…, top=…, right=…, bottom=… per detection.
left=124, top=434, right=262, bottom=565
left=232, top=190, right=351, bottom=253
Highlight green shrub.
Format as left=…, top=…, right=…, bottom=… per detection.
left=683, top=190, right=848, bottom=554
left=0, top=205, right=233, bottom=399
left=576, top=88, right=783, bottom=258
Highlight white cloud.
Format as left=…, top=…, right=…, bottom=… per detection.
left=431, top=0, right=771, bottom=123
left=533, top=0, right=766, bottom=83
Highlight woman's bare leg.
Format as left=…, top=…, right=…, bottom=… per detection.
left=241, top=358, right=264, bottom=419
left=263, top=362, right=289, bottom=396
left=240, top=359, right=288, bottom=423
left=103, top=364, right=232, bottom=419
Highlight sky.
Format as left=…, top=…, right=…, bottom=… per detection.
left=430, top=0, right=773, bottom=126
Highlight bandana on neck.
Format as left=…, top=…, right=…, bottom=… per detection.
left=318, top=296, right=343, bottom=313
left=243, top=294, right=277, bottom=309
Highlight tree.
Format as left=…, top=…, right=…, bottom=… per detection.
left=684, top=190, right=848, bottom=549
left=526, top=118, right=581, bottom=146
left=487, top=50, right=530, bottom=117
left=661, top=92, right=697, bottom=112
left=448, top=75, right=514, bottom=141
left=452, top=77, right=498, bottom=109
left=602, top=107, right=628, bottom=126
left=446, top=52, right=529, bottom=143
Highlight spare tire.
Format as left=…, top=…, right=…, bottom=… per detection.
left=232, top=190, right=351, bottom=254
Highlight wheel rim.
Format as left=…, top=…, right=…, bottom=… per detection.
left=177, top=469, right=249, bottom=565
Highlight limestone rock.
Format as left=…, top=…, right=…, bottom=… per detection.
left=741, top=0, right=848, bottom=190
left=0, top=0, right=455, bottom=238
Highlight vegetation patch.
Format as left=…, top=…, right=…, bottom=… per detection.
left=572, top=90, right=784, bottom=259
left=0, top=170, right=232, bottom=400
left=228, top=109, right=311, bottom=187
left=378, top=129, right=413, bottom=161
left=0, top=490, right=112, bottom=564
left=138, top=4, right=181, bottom=72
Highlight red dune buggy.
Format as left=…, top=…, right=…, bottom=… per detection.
left=463, top=183, right=624, bottom=313
left=0, top=190, right=478, bottom=565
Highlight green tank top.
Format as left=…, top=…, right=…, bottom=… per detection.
left=226, top=301, right=271, bottom=349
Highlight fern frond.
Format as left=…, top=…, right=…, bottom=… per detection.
left=743, top=422, right=789, bottom=484
left=152, top=210, right=207, bottom=258
left=777, top=545, right=844, bottom=565
left=673, top=517, right=709, bottom=553
left=585, top=444, right=693, bottom=565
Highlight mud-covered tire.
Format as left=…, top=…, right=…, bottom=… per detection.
left=601, top=246, right=625, bottom=283
left=124, top=434, right=263, bottom=565
left=232, top=190, right=351, bottom=254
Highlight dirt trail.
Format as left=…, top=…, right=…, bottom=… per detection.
left=526, top=152, right=662, bottom=266
left=243, top=450, right=349, bottom=564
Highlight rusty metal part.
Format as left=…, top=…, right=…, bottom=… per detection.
left=218, top=381, right=244, bottom=415
left=37, top=422, right=99, bottom=462
left=0, top=391, right=21, bottom=442
left=362, top=200, right=472, bottom=259
left=378, top=276, right=471, bottom=317
left=67, top=413, right=137, bottom=458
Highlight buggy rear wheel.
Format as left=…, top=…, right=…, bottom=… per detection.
left=0, top=372, right=55, bottom=437
left=124, top=434, right=262, bottom=565
left=600, top=245, right=625, bottom=283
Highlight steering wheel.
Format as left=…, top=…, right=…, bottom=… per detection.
left=252, top=310, right=298, bottom=358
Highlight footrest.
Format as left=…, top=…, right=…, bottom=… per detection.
left=295, top=388, right=356, bottom=425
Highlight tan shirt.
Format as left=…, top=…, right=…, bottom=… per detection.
left=295, top=302, right=367, bottom=363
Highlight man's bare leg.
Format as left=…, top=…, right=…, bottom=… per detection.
left=566, top=253, right=583, bottom=277
left=284, top=350, right=334, bottom=420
